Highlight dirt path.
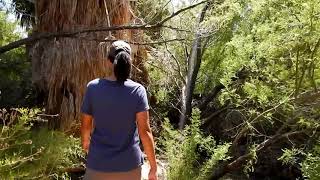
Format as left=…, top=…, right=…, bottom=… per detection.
left=141, top=159, right=167, bottom=180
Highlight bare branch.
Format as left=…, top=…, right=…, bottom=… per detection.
left=146, top=0, right=173, bottom=24
left=232, top=93, right=294, bottom=148
left=80, top=37, right=186, bottom=46
left=0, top=1, right=208, bottom=54
left=164, top=42, right=186, bottom=84
left=156, top=0, right=209, bottom=26
left=162, top=25, right=193, bottom=32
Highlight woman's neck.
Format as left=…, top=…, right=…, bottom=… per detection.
left=105, top=73, right=117, bottom=81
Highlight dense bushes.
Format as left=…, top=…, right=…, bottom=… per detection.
left=160, top=109, right=230, bottom=180
left=147, top=0, right=320, bottom=178
left=0, top=108, right=84, bottom=179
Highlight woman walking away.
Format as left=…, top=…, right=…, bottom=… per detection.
left=81, top=40, right=157, bottom=180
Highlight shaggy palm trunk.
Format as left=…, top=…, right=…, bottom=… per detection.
left=31, top=0, right=148, bottom=131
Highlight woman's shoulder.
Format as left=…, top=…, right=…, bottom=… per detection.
left=87, top=78, right=100, bottom=86
left=86, top=78, right=107, bottom=89
left=125, top=79, right=145, bottom=89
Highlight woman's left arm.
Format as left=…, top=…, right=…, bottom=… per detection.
left=81, top=113, right=93, bottom=153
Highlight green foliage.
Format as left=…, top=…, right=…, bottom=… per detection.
left=218, top=0, right=320, bottom=106
left=279, top=148, right=304, bottom=166
left=161, top=108, right=230, bottom=180
left=0, top=12, right=36, bottom=108
left=279, top=142, right=320, bottom=180
left=153, top=0, right=320, bottom=178
left=196, top=143, right=231, bottom=180
left=214, top=2, right=320, bottom=172
left=136, top=0, right=170, bottom=40
left=301, top=140, right=320, bottom=180
left=196, top=0, right=243, bottom=94
left=136, top=0, right=169, bottom=24
left=243, top=145, right=258, bottom=175
left=0, top=108, right=84, bottom=179
left=211, top=1, right=320, bottom=168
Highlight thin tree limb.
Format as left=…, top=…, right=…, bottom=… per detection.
left=0, top=0, right=208, bottom=54
left=80, top=37, right=186, bottom=46
left=155, top=0, right=208, bottom=26
left=232, top=93, right=294, bottom=150
left=162, top=25, right=193, bottom=32
left=164, top=42, right=186, bottom=84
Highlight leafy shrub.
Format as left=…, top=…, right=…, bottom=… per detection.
left=301, top=140, right=320, bottom=180
left=160, top=108, right=230, bottom=180
left=0, top=108, right=84, bottom=179
left=278, top=140, right=320, bottom=180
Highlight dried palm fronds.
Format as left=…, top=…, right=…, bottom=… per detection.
left=31, top=0, right=148, bottom=131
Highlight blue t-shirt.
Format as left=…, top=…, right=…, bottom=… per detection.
left=81, top=78, right=149, bottom=172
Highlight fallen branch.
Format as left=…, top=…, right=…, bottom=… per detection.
left=202, top=106, right=229, bottom=126
left=231, top=93, right=293, bottom=151
left=208, top=130, right=306, bottom=180
left=197, top=83, right=225, bottom=110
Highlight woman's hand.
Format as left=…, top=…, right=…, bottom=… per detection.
left=148, top=168, right=157, bottom=180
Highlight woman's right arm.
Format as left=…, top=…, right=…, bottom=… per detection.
left=81, top=83, right=93, bottom=153
left=81, top=113, right=93, bottom=153
left=136, top=111, right=157, bottom=180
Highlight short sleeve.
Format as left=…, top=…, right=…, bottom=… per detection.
left=81, top=85, right=93, bottom=115
left=136, top=86, right=149, bottom=113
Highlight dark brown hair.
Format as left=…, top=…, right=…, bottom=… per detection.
left=108, top=49, right=132, bottom=83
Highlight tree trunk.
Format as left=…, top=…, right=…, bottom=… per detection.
left=179, top=2, right=210, bottom=129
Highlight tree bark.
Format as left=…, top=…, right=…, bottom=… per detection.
left=179, top=2, right=211, bottom=129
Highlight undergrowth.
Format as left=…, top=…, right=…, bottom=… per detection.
left=160, top=108, right=231, bottom=180
left=0, top=108, right=84, bottom=179
left=301, top=139, right=320, bottom=180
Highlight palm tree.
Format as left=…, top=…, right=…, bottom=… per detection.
left=12, top=0, right=149, bottom=130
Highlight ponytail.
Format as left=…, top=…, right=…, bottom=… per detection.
left=113, top=50, right=131, bottom=83
left=107, top=40, right=132, bottom=83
